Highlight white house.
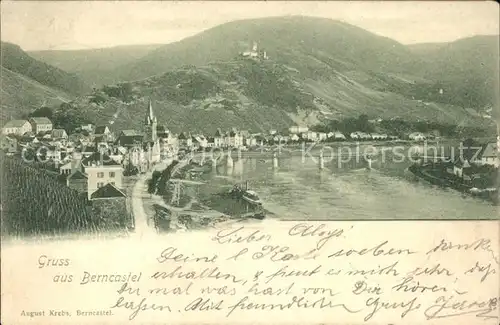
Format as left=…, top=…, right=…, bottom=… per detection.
left=304, top=131, right=318, bottom=141
left=194, top=135, right=208, bottom=148
left=318, top=132, right=328, bottom=141
left=227, top=129, right=243, bottom=148
left=2, top=120, right=32, bottom=135
left=178, top=132, right=192, bottom=148
left=409, top=132, right=426, bottom=141
left=350, top=131, right=371, bottom=140
left=214, top=129, right=224, bottom=148
left=453, top=159, right=471, bottom=178
left=51, top=129, right=68, bottom=139
left=289, top=125, right=309, bottom=134
left=82, top=152, right=123, bottom=200
left=29, top=117, right=53, bottom=134
left=329, top=131, right=346, bottom=140
left=81, top=124, right=94, bottom=132
left=159, top=132, right=178, bottom=148
left=476, top=142, right=499, bottom=167
left=245, top=136, right=257, bottom=147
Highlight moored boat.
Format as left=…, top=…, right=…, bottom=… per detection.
left=241, top=190, right=262, bottom=205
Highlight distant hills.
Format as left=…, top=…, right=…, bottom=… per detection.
left=0, top=66, right=70, bottom=122
left=112, top=16, right=422, bottom=82
left=1, top=42, right=90, bottom=95
left=407, top=35, right=499, bottom=112
left=2, top=16, right=498, bottom=132
left=29, top=44, right=163, bottom=87
left=1, top=42, right=90, bottom=122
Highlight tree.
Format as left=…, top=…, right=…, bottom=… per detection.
left=53, top=102, right=92, bottom=133
left=29, top=106, right=53, bottom=119
left=357, top=114, right=374, bottom=133
left=462, top=138, right=481, bottom=161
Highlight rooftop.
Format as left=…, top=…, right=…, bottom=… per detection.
left=67, top=170, right=88, bottom=180
left=82, top=152, right=121, bottom=166
left=94, top=125, right=110, bottom=135
left=479, top=142, right=498, bottom=158
left=91, top=183, right=126, bottom=200
left=29, top=117, right=52, bottom=124
left=3, top=120, right=28, bottom=128
left=120, top=130, right=141, bottom=137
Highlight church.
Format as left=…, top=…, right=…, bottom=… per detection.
left=119, top=99, right=163, bottom=173
left=143, top=99, right=162, bottom=168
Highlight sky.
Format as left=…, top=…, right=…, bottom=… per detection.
left=1, top=1, right=499, bottom=51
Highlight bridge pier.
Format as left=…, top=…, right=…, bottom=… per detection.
left=226, top=150, right=234, bottom=168
left=273, top=152, right=278, bottom=169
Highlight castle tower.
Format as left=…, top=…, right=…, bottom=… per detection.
left=252, top=41, right=258, bottom=52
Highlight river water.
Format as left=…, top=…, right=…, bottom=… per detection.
left=176, top=143, right=498, bottom=220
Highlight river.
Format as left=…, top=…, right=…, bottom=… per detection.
left=169, top=143, right=498, bottom=220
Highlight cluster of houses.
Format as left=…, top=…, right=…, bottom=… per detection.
left=447, top=140, right=499, bottom=184
left=0, top=102, right=166, bottom=202
left=2, top=117, right=61, bottom=137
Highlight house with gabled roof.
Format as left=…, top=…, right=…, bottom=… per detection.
left=66, top=170, right=88, bottom=193
left=29, top=117, right=53, bottom=134
left=227, top=128, right=243, bottom=147
left=477, top=142, right=499, bottom=167
left=90, top=183, right=126, bottom=200
left=214, top=128, right=224, bottom=148
left=245, top=135, right=257, bottom=147
left=2, top=120, right=32, bottom=135
left=81, top=152, right=123, bottom=199
left=93, top=125, right=114, bottom=142
left=51, top=129, right=68, bottom=139
left=59, top=152, right=83, bottom=175
left=178, top=132, right=192, bottom=148
left=89, top=183, right=130, bottom=229
left=94, top=125, right=111, bottom=135
left=115, top=130, right=144, bottom=147
left=453, top=156, right=471, bottom=178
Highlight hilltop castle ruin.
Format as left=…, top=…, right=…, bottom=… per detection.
left=240, top=41, right=269, bottom=60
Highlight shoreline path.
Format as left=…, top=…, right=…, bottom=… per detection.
left=129, top=157, right=193, bottom=238
left=129, top=160, right=171, bottom=238
left=128, top=154, right=268, bottom=238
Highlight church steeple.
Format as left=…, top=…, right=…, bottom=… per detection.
left=145, top=99, right=156, bottom=126
left=145, top=99, right=157, bottom=142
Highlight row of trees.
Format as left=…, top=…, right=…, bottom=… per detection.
left=23, top=103, right=93, bottom=135
left=148, top=160, right=180, bottom=195
left=311, top=114, right=375, bottom=134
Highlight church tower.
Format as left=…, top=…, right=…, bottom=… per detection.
left=144, top=99, right=160, bottom=168
left=145, top=99, right=157, bottom=142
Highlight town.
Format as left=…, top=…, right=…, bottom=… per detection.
left=1, top=100, right=499, bottom=204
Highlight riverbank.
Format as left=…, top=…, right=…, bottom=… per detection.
left=408, top=163, right=499, bottom=205
left=146, top=158, right=268, bottom=232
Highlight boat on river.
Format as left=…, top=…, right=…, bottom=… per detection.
left=241, top=190, right=262, bottom=205
left=229, top=182, right=263, bottom=207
